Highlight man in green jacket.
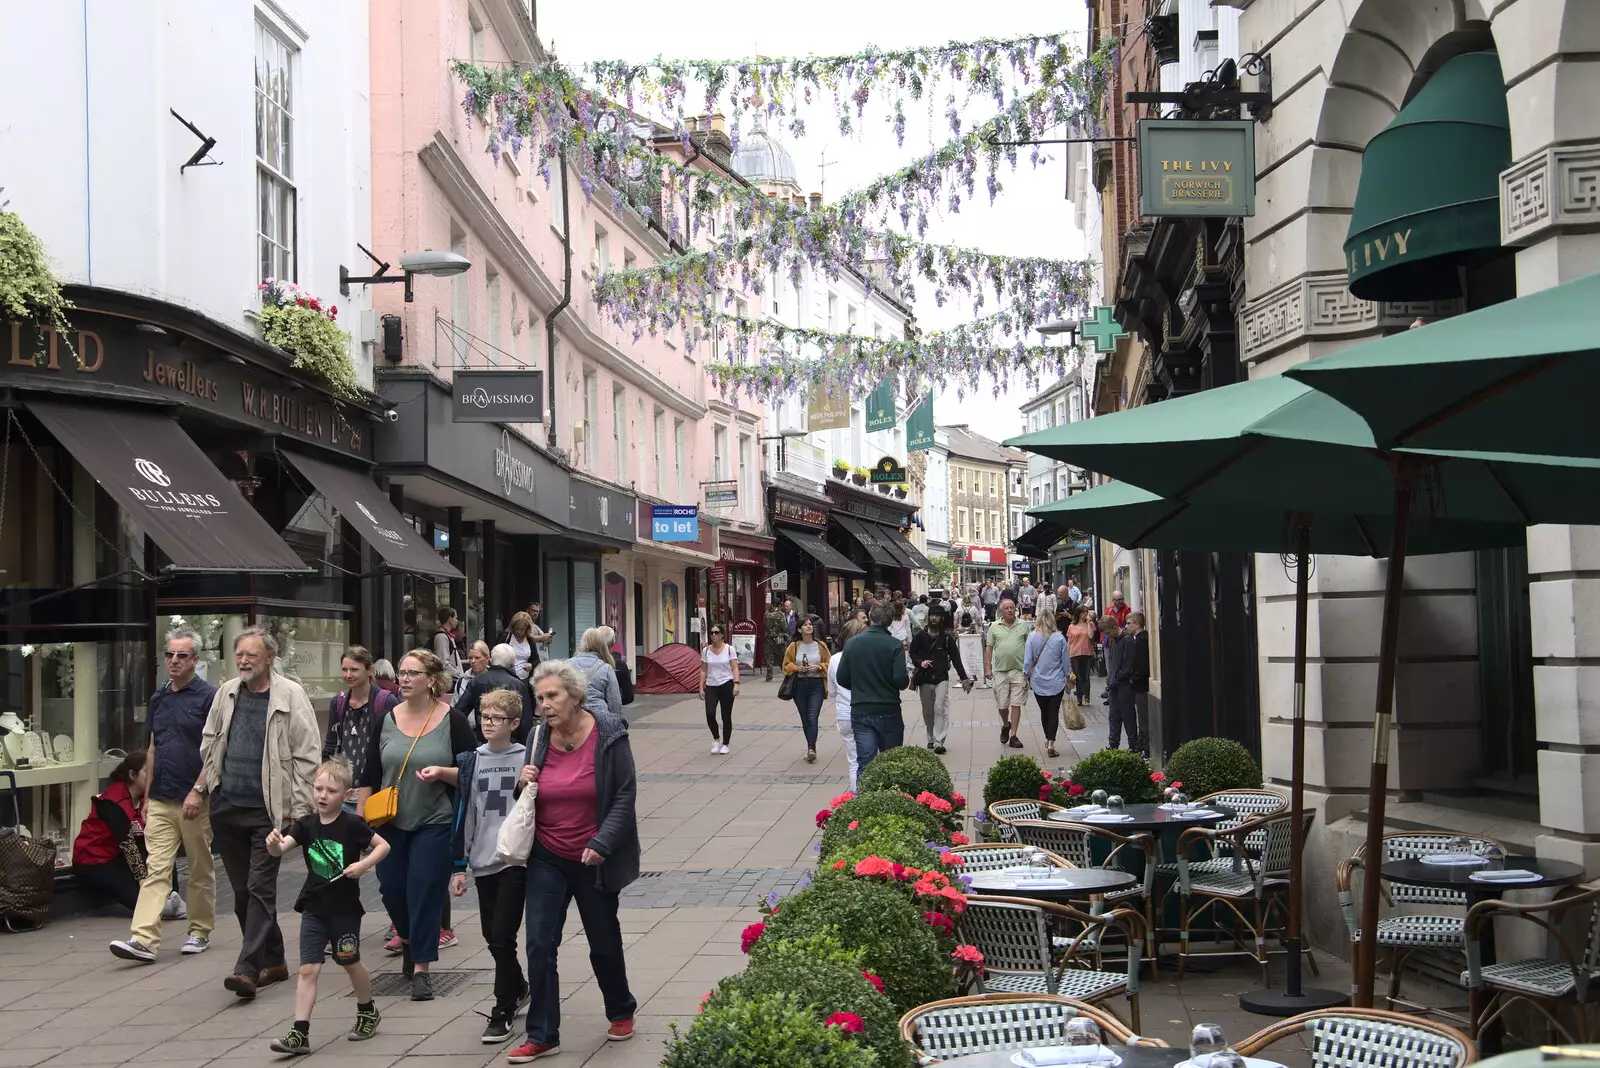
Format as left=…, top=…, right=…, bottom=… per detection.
left=837, top=601, right=910, bottom=772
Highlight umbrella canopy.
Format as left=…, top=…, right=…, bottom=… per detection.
left=1005, top=374, right=1600, bottom=525
left=1284, top=270, right=1600, bottom=457
left=1026, top=480, right=1525, bottom=557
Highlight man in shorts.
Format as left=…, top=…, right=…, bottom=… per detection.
left=983, top=598, right=1032, bottom=748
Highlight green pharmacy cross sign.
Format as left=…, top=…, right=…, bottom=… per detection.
left=1081, top=307, right=1129, bottom=354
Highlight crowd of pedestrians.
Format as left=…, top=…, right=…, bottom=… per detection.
left=90, top=617, right=640, bottom=1061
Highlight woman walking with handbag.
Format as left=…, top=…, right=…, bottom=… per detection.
left=1023, top=608, right=1071, bottom=758
left=356, top=648, right=474, bottom=1001
left=908, top=605, right=970, bottom=754
left=781, top=616, right=829, bottom=764
left=508, top=660, right=639, bottom=1062
left=698, top=625, right=739, bottom=755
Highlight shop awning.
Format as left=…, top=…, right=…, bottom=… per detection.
left=831, top=514, right=899, bottom=570
left=1014, top=521, right=1068, bottom=560
left=27, top=399, right=310, bottom=574
left=777, top=526, right=865, bottom=576
left=892, top=532, right=934, bottom=571
left=280, top=449, right=463, bottom=580
left=1343, top=50, right=1510, bottom=301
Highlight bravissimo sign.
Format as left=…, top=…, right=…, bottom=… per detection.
left=452, top=370, right=545, bottom=423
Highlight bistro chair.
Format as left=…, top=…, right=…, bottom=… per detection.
left=1154, top=788, right=1290, bottom=880
left=1010, top=818, right=1159, bottom=973
left=1233, top=1008, right=1475, bottom=1068
left=898, top=993, right=1166, bottom=1064
left=955, top=894, right=1144, bottom=1031
left=1171, top=810, right=1317, bottom=984
left=1335, top=831, right=1504, bottom=1013
left=949, top=843, right=1076, bottom=872
left=1462, top=881, right=1600, bottom=1043
left=987, top=798, right=1061, bottom=842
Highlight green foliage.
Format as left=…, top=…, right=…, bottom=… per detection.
left=857, top=746, right=955, bottom=804
left=1069, top=748, right=1160, bottom=803
left=762, top=873, right=951, bottom=1014
left=1164, top=737, right=1263, bottom=801
left=924, top=556, right=957, bottom=586
left=983, top=753, right=1046, bottom=808
left=821, top=815, right=943, bottom=873
left=663, top=992, right=879, bottom=1068
left=718, top=934, right=913, bottom=1068
left=259, top=303, right=359, bottom=399
left=820, top=791, right=943, bottom=860
left=0, top=209, right=73, bottom=349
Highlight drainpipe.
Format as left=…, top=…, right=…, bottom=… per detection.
left=544, top=149, right=571, bottom=449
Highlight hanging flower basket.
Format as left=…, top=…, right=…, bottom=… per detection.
left=852, top=467, right=870, bottom=486
left=0, top=204, right=74, bottom=353
left=832, top=462, right=850, bottom=480
left=894, top=487, right=908, bottom=500
left=258, top=279, right=359, bottom=399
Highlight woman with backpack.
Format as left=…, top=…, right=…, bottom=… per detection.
left=324, top=646, right=400, bottom=798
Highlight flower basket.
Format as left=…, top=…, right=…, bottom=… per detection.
left=257, top=279, right=359, bottom=399
left=851, top=471, right=867, bottom=486
left=894, top=487, right=907, bottom=499
left=0, top=207, right=73, bottom=350
left=833, top=465, right=849, bottom=480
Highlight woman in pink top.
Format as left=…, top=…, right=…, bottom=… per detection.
left=1066, top=605, right=1097, bottom=705
left=509, top=661, right=639, bottom=1062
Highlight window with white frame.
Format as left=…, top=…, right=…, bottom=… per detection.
left=255, top=21, right=297, bottom=282
left=551, top=163, right=567, bottom=237
left=990, top=510, right=1000, bottom=539
left=468, top=7, right=486, bottom=62
left=713, top=424, right=728, bottom=481
left=485, top=266, right=502, bottom=361
left=582, top=371, right=599, bottom=470
left=612, top=386, right=625, bottom=480
left=593, top=225, right=609, bottom=274
left=989, top=472, right=998, bottom=497
left=973, top=512, right=983, bottom=542
left=449, top=222, right=469, bottom=364
left=957, top=508, right=968, bottom=540
left=739, top=433, right=754, bottom=520
left=653, top=409, right=667, bottom=491
left=674, top=419, right=686, bottom=501
left=636, top=399, right=647, bottom=486
left=827, top=292, right=838, bottom=332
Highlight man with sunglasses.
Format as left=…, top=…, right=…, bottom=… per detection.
left=109, top=627, right=218, bottom=963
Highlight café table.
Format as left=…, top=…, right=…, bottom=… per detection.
left=934, top=1043, right=1197, bottom=1068
left=1379, top=854, right=1585, bottom=1054
left=1047, top=803, right=1234, bottom=840
left=965, top=866, right=1140, bottom=903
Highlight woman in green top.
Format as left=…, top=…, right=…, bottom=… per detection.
left=357, top=648, right=474, bottom=1002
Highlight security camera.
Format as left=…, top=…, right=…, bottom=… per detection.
left=399, top=249, right=472, bottom=278
left=384, top=408, right=400, bottom=423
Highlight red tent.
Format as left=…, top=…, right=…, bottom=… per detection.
left=635, top=643, right=701, bottom=694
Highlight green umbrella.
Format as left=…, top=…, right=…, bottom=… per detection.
left=1026, top=481, right=1527, bottom=1014
left=1006, top=376, right=1600, bottom=1008
left=1285, top=270, right=1600, bottom=457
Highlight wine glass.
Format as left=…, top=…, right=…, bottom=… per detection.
left=1481, top=842, right=1506, bottom=871
left=1446, top=835, right=1471, bottom=857
left=1063, top=1016, right=1103, bottom=1049
left=1028, top=849, right=1053, bottom=874
left=1106, top=794, right=1125, bottom=816
left=1172, top=791, right=1190, bottom=807
left=1206, top=1052, right=1246, bottom=1068
left=1091, top=789, right=1108, bottom=808
left=1190, top=1023, right=1227, bottom=1066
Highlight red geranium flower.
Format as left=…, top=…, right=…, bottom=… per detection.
left=1040, top=769, right=1052, bottom=779
left=861, top=971, right=885, bottom=994
left=699, top=990, right=714, bottom=1012
left=952, top=791, right=966, bottom=807
left=891, top=862, right=907, bottom=880
left=816, top=809, right=832, bottom=828
left=832, top=858, right=847, bottom=870
left=949, top=832, right=969, bottom=846
left=740, top=922, right=765, bottom=953
left=825, top=1012, right=865, bottom=1033
left=847, top=820, right=859, bottom=830
left=1069, top=783, right=1086, bottom=796
left=1151, top=771, right=1167, bottom=783
left=830, top=792, right=855, bottom=809
left=922, top=910, right=955, bottom=935
left=1038, top=785, right=1053, bottom=801
left=951, top=944, right=985, bottom=966
left=939, top=852, right=964, bottom=867
left=854, top=856, right=895, bottom=879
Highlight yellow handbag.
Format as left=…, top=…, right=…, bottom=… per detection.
left=364, top=705, right=437, bottom=827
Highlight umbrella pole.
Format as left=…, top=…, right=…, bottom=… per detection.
left=1239, top=517, right=1346, bottom=1015
left=1354, top=462, right=1419, bottom=1009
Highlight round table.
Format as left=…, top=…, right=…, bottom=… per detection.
left=935, top=1043, right=1190, bottom=1068
left=1047, top=804, right=1234, bottom=836
left=1378, top=854, right=1584, bottom=1054
left=966, top=866, right=1140, bottom=902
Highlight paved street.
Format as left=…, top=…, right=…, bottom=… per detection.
left=0, top=677, right=1346, bottom=1067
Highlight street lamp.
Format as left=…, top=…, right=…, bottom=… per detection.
left=1036, top=318, right=1081, bottom=343
left=340, top=244, right=474, bottom=303
left=758, top=427, right=808, bottom=474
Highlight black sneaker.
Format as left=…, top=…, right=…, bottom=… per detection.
left=349, top=1007, right=381, bottom=1041
left=516, top=983, right=531, bottom=1009
left=999, top=724, right=1010, bottom=743
left=270, top=1028, right=311, bottom=1056
left=411, top=973, right=434, bottom=1002
left=934, top=745, right=947, bottom=755
left=1007, top=736, right=1024, bottom=749
left=481, top=1013, right=514, bottom=1044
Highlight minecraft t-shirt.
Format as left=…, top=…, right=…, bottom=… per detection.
left=290, top=810, right=375, bottom=917
left=466, top=742, right=529, bottom=876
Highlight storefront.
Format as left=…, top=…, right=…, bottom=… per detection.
left=375, top=368, right=569, bottom=655
left=710, top=529, right=774, bottom=663
left=0, top=292, right=438, bottom=853
left=542, top=476, right=636, bottom=661
left=823, top=482, right=923, bottom=601
left=957, top=544, right=1009, bottom=586
left=769, top=487, right=861, bottom=638
left=630, top=499, right=718, bottom=654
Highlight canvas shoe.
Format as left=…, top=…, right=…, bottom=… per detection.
left=438, top=928, right=458, bottom=949
left=181, top=935, right=210, bottom=954
left=606, top=1019, right=634, bottom=1042
left=109, top=938, right=156, bottom=963
left=481, top=1013, right=514, bottom=1044
left=507, top=1041, right=560, bottom=1062
left=718, top=743, right=729, bottom=754
left=709, top=739, right=721, bottom=754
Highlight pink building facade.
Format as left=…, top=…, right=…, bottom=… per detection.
left=366, top=0, right=769, bottom=661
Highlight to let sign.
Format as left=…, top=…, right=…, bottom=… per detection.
left=453, top=369, right=545, bottom=423
left=651, top=505, right=700, bottom=542
left=1137, top=119, right=1256, bottom=218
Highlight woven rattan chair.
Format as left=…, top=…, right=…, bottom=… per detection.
left=1462, top=881, right=1600, bottom=1043
left=1172, top=810, right=1318, bottom=984
left=1234, top=1008, right=1475, bottom=1068
left=1010, top=817, right=1159, bottom=973
left=949, top=843, right=1076, bottom=872
left=1335, top=831, right=1504, bottom=1012
left=955, top=894, right=1143, bottom=1031
left=899, top=993, right=1166, bottom=1064
left=1154, top=788, right=1290, bottom=880
left=988, top=798, right=1062, bottom=842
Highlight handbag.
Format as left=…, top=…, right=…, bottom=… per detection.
left=494, top=724, right=544, bottom=867
left=0, top=771, right=55, bottom=930
left=119, top=836, right=148, bottom=882
left=1063, top=694, right=1087, bottom=732
left=777, top=673, right=796, bottom=701
left=363, top=704, right=439, bottom=827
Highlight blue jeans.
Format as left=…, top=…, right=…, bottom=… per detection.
left=524, top=842, right=636, bottom=1045
left=375, top=822, right=451, bottom=964
left=852, top=712, right=904, bottom=774
left=792, top=676, right=824, bottom=748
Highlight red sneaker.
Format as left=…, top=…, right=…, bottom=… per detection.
left=507, top=1040, right=560, bottom=1062
left=383, top=930, right=403, bottom=955
left=606, top=1019, right=634, bottom=1042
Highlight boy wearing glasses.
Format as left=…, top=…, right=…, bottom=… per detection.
left=441, top=689, right=530, bottom=1042
left=110, top=627, right=218, bottom=963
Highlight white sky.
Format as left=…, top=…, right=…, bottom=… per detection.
left=539, top=0, right=1093, bottom=445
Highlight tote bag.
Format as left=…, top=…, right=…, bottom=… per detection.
left=494, top=723, right=545, bottom=867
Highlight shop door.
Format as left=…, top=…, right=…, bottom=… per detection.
left=573, top=561, right=598, bottom=644
left=545, top=559, right=571, bottom=659
left=633, top=582, right=644, bottom=658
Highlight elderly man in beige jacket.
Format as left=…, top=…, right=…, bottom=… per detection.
left=191, top=625, right=319, bottom=999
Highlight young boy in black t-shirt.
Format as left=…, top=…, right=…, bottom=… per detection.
left=265, top=758, right=391, bottom=1055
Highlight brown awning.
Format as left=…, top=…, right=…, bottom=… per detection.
left=27, top=399, right=310, bottom=574
left=280, top=449, right=463, bottom=581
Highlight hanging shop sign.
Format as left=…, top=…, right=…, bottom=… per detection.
left=949, top=545, right=969, bottom=561
left=769, top=569, right=789, bottom=592
left=1137, top=119, right=1256, bottom=218
left=907, top=393, right=935, bottom=451
left=704, top=479, right=740, bottom=516
left=709, top=559, right=729, bottom=583
left=869, top=456, right=907, bottom=485
left=866, top=376, right=898, bottom=432
left=807, top=379, right=851, bottom=431
left=651, top=504, right=700, bottom=542
left=1010, top=558, right=1032, bottom=575
left=451, top=369, right=545, bottom=423
left=1080, top=306, right=1131, bottom=355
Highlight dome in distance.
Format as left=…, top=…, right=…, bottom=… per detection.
left=732, top=125, right=799, bottom=187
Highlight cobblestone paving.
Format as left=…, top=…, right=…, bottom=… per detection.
left=0, top=678, right=1347, bottom=1068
